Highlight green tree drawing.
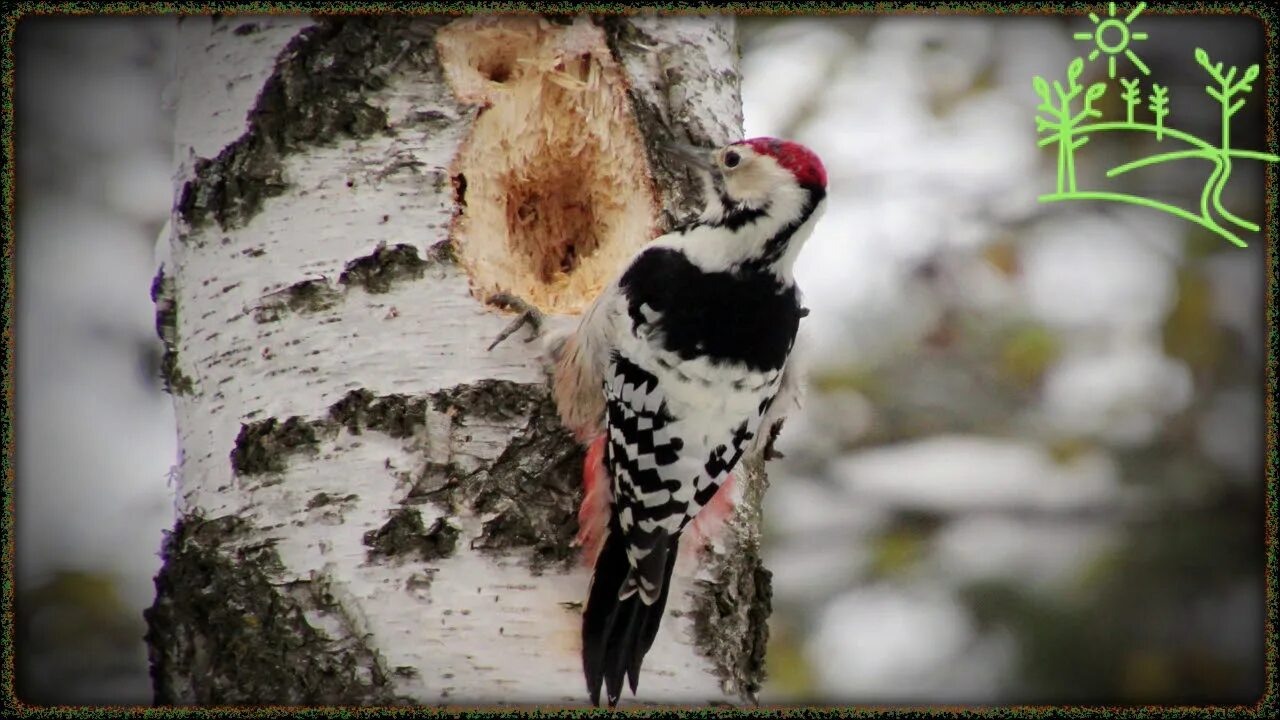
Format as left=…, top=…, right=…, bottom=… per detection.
left=1197, top=47, right=1258, bottom=151
left=1102, top=49, right=1275, bottom=245
left=1036, top=43, right=1278, bottom=248
left=1147, top=83, right=1168, bottom=141
left=1188, top=49, right=1263, bottom=236
left=1119, top=77, right=1141, bottom=123
left=1034, top=57, right=1106, bottom=193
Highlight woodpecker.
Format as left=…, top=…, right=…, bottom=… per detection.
left=545, top=136, right=827, bottom=707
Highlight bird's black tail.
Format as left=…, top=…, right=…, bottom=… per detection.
left=582, top=515, right=679, bottom=707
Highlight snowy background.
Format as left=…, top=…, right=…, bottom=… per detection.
left=14, top=13, right=1266, bottom=705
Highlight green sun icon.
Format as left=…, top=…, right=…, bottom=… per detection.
left=1074, top=2, right=1151, bottom=79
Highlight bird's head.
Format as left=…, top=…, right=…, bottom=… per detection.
left=715, top=137, right=827, bottom=205
left=664, top=136, right=827, bottom=277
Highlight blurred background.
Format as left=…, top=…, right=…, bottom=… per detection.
left=13, top=12, right=1267, bottom=705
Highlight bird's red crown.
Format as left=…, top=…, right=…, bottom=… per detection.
left=739, top=137, right=827, bottom=189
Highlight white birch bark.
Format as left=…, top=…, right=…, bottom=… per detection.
left=146, top=13, right=769, bottom=707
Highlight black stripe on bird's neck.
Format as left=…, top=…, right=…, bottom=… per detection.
left=717, top=191, right=770, bottom=231
left=741, top=182, right=826, bottom=274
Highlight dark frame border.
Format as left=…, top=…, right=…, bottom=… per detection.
left=0, top=2, right=1273, bottom=717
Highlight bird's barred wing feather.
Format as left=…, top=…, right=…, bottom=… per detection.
left=745, top=347, right=803, bottom=459
left=604, top=348, right=776, bottom=603
left=602, top=352, right=685, bottom=605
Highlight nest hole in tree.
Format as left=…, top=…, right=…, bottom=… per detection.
left=477, top=50, right=515, bottom=84
left=436, top=16, right=659, bottom=315
left=502, top=160, right=602, bottom=282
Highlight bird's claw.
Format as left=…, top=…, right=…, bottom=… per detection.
left=762, top=419, right=786, bottom=461
left=487, top=292, right=545, bottom=351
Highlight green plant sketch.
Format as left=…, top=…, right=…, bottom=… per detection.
left=1037, top=4, right=1278, bottom=248
left=1034, top=59, right=1106, bottom=195
left=1119, top=77, right=1141, bottom=123
left=1147, top=83, right=1168, bottom=141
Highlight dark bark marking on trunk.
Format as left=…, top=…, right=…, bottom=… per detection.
left=464, top=395, right=582, bottom=571
left=177, top=17, right=443, bottom=232
left=425, top=380, right=583, bottom=573
left=227, top=381, right=584, bottom=573
left=252, top=242, right=456, bottom=325
left=329, top=389, right=427, bottom=439
left=253, top=278, right=342, bottom=324
left=230, top=416, right=323, bottom=475
left=306, top=491, right=359, bottom=510
left=338, top=242, right=431, bottom=294
left=689, top=541, right=774, bottom=703
left=152, top=266, right=194, bottom=395
left=687, top=451, right=774, bottom=705
left=364, top=508, right=459, bottom=565
left=144, top=515, right=407, bottom=705
left=598, top=17, right=718, bottom=233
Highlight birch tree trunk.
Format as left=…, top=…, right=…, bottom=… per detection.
left=145, top=14, right=769, bottom=707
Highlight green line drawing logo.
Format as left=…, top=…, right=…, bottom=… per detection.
left=1035, top=3, right=1278, bottom=248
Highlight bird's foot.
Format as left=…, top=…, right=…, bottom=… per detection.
left=762, top=419, right=786, bottom=461
left=486, top=292, right=545, bottom=351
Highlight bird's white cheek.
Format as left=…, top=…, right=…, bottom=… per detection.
left=725, top=170, right=772, bottom=204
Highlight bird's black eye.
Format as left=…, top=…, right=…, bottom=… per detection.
left=723, top=150, right=741, bottom=168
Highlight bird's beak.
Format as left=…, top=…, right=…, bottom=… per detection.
left=662, top=140, right=715, bottom=171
